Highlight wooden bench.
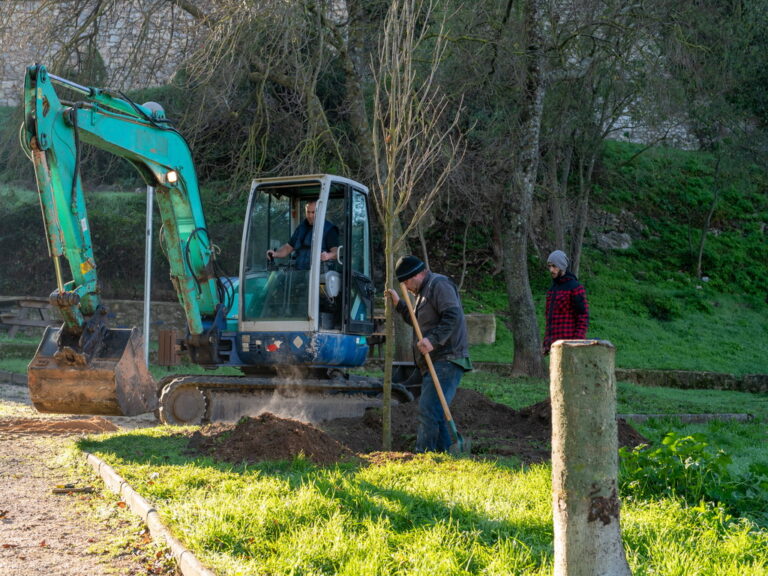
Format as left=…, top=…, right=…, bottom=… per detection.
left=0, top=297, right=58, bottom=337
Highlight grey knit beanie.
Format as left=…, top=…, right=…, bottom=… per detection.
left=547, top=250, right=569, bottom=272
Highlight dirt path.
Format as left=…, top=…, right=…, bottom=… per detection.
left=0, top=382, right=177, bottom=576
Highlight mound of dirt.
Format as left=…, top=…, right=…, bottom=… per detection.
left=187, top=389, right=647, bottom=466
left=187, top=412, right=359, bottom=466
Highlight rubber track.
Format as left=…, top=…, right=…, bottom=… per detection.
left=157, top=373, right=413, bottom=425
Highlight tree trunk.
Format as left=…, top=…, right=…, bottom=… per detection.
left=546, top=145, right=570, bottom=251
left=341, top=0, right=378, bottom=181
left=501, top=192, right=544, bottom=377
left=550, top=340, right=633, bottom=576
left=569, top=153, right=594, bottom=277
left=502, top=0, right=546, bottom=378
left=382, top=226, right=396, bottom=451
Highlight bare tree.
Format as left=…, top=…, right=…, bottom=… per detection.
left=536, top=0, right=673, bottom=275
left=370, top=0, right=463, bottom=449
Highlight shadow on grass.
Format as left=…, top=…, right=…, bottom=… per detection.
left=77, top=428, right=555, bottom=565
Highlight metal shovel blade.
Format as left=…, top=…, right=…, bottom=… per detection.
left=27, top=326, right=157, bottom=416
left=447, top=420, right=472, bottom=456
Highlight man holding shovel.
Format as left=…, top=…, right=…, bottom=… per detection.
left=386, top=255, right=472, bottom=453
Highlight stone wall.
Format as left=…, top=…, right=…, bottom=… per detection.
left=104, top=302, right=497, bottom=346
left=465, top=313, right=496, bottom=345
left=104, top=299, right=188, bottom=336
left=475, top=362, right=767, bottom=395
left=614, top=368, right=768, bottom=395
left=0, top=1, right=198, bottom=106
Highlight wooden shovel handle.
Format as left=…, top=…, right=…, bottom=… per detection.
left=399, top=283, right=455, bottom=424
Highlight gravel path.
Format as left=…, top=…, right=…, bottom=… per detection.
left=0, top=382, right=177, bottom=575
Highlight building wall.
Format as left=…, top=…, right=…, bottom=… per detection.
left=0, top=0, right=198, bottom=106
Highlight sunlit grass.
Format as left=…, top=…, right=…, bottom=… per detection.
left=461, top=372, right=548, bottom=409
left=635, top=418, right=768, bottom=476
left=73, top=428, right=768, bottom=576
left=617, top=382, right=768, bottom=419
left=467, top=291, right=768, bottom=375
left=622, top=498, right=768, bottom=576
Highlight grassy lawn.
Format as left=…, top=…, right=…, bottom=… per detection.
left=467, top=292, right=768, bottom=375
left=461, top=371, right=768, bottom=419
left=72, top=424, right=767, bottom=576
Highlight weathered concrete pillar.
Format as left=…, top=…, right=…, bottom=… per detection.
left=550, top=340, right=632, bottom=576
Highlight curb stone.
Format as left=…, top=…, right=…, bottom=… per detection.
left=617, top=413, right=754, bottom=423
left=84, top=452, right=217, bottom=576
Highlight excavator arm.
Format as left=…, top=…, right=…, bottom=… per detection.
left=22, top=64, right=226, bottom=415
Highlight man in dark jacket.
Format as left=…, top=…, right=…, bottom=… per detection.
left=542, top=250, right=589, bottom=355
left=387, top=255, right=472, bottom=452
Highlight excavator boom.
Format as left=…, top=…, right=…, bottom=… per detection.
left=22, top=64, right=224, bottom=416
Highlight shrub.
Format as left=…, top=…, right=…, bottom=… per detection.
left=620, top=431, right=768, bottom=526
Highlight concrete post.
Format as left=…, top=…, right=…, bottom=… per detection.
left=550, top=339, right=632, bottom=576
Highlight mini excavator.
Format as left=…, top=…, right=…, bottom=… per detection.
left=21, top=64, right=411, bottom=425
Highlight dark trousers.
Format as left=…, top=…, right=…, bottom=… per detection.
left=416, top=361, right=463, bottom=452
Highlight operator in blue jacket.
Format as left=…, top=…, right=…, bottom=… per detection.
left=266, top=200, right=339, bottom=269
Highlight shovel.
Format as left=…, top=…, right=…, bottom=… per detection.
left=399, top=283, right=471, bottom=456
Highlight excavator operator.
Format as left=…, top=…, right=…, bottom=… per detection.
left=266, top=200, right=339, bottom=269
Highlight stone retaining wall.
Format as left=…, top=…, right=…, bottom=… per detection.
left=104, top=299, right=188, bottom=336
left=465, top=314, right=496, bottom=345
left=474, top=362, right=767, bottom=395
left=106, top=302, right=497, bottom=346
left=614, top=368, right=767, bottom=394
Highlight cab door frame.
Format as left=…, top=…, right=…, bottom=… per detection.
left=341, top=183, right=375, bottom=336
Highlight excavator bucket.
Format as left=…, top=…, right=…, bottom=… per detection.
left=27, top=326, right=157, bottom=416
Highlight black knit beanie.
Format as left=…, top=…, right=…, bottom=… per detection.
left=395, top=255, right=426, bottom=282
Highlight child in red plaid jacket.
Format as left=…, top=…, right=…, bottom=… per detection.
left=542, top=250, right=589, bottom=355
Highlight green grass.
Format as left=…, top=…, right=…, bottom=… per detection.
left=2, top=136, right=766, bottom=575
left=465, top=289, right=768, bottom=375
left=461, top=372, right=768, bottom=420
left=617, top=383, right=768, bottom=418
left=71, top=428, right=768, bottom=576
left=461, top=372, right=548, bottom=409
left=4, top=324, right=768, bottom=575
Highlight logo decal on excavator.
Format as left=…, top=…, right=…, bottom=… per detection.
left=266, top=341, right=282, bottom=352
left=80, top=260, right=94, bottom=274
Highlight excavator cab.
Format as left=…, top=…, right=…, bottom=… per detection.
left=238, top=175, right=376, bottom=370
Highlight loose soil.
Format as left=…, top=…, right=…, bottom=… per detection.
left=1, top=380, right=647, bottom=575
left=188, top=388, right=648, bottom=465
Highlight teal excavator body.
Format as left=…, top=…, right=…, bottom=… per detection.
left=22, top=64, right=410, bottom=424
